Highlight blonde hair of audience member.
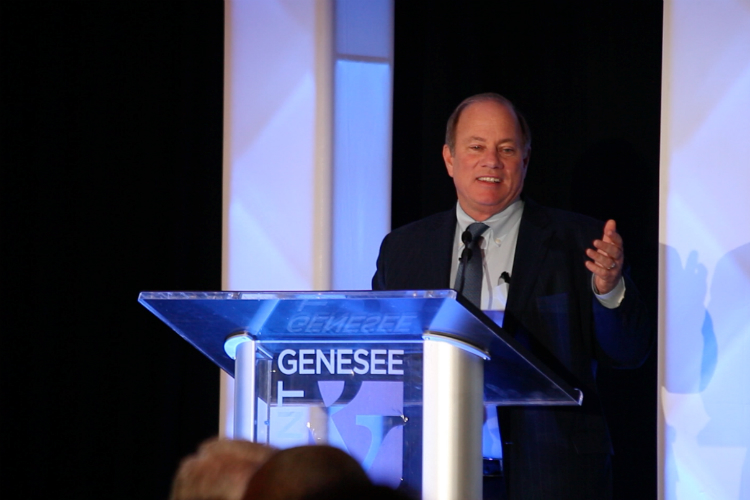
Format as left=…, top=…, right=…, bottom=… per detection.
left=243, top=445, right=372, bottom=500
left=170, top=437, right=276, bottom=500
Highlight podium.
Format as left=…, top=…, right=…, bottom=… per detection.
left=139, top=290, right=581, bottom=500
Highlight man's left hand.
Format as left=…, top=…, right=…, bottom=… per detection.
left=585, top=219, right=624, bottom=295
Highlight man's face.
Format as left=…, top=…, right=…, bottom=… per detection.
left=443, top=100, right=529, bottom=221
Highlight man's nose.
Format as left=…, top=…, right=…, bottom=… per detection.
left=482, top=149, right=502, bottom=168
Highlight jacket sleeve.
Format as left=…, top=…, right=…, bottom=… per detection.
left=371, top=235, right=389, bottom=291
left=592, top=272, right=654, bottom=368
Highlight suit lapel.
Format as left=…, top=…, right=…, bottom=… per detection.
left=506, top=199, right=553, bottom=315
left=429, top=209, right=456, bottom=288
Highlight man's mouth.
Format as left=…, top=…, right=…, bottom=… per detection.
left=477, top=177, right=500, bottom=183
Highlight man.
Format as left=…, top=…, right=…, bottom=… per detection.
left=372, top=93, right=652, bottom=499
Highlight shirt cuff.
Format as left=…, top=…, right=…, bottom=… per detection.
left=592, top=275, right=626, bottom=309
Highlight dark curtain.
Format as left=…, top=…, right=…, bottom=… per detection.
left=2, top=2, right=224, bottom=499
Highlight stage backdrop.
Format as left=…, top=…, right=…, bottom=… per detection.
left=659, top=1, right=750, bottom=498
left=221, top=0, right=393, bottom=435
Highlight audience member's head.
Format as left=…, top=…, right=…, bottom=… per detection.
left=170, top=437, right=276, bottom=500
left=302, top=484, right=417, bottom=500
left=242, top=445, right=372, bottom=500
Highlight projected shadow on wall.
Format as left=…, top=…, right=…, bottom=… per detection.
left=662, top=242, right=750, bottom=499
left=699, top=242, right=750, bottom=498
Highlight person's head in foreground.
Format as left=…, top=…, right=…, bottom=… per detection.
left=242, top=444, right=372, bottom=500
left=170, top=437, right=276, bottom=500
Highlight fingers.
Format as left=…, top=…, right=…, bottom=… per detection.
left=586, top=256, right=621, bottom=295
left=585, top=259, right=616, bottom=279
left=601, top=219, right=622, bottom=245
left=593, top=220, right=623, bottom=264
left=603, top=219, right=617, bottom=241
left=585, top=247, right=620, bottom=271
left=592, top=238, right=623, bottom=263
left=586, top=219, right=624, bottom=295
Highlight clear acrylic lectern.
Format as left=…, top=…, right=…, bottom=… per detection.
left=139, top=290, right=581, bottom=500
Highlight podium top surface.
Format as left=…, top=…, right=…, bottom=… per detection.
left=139, top=290, right=582, bottom=405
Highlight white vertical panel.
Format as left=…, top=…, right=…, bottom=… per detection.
left=331, top=0, right=393, bottom=290
left=332, top=60, right=392, bottom=289
left=221, top=0, right=334, bottom=437
left=220, top=1, right=393, bottom=436
left=660, top=1, right=750, bottom=498
left=222, top=0, right=332, bottom=293
left=335, top=0, right=392, bottom=58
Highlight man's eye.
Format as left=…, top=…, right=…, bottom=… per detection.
left=469, top=145, right=483, bottom=151
left=500, top=147, right=516, bottom=156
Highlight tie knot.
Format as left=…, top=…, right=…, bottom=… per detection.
left=466, top=222, right=489, bottom=243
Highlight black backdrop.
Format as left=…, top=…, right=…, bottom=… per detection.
left=2, top=1, right=660, bottom=499
left=3, top=3, right=225, bottom=499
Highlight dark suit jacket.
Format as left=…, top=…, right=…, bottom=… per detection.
left=372, top=198, right=652, bottom=499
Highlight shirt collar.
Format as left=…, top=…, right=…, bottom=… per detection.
left=455, top=199, right=525, bottom=248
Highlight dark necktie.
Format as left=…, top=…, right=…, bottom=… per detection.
left=454, top=222, right=488, bottom=307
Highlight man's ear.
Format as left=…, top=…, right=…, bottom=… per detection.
left=443, top=144, right=455, bottom=178
left=522, top=149, right=531, bottom=174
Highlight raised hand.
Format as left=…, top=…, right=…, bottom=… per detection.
left=585, top=219, right=624, bottom=295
